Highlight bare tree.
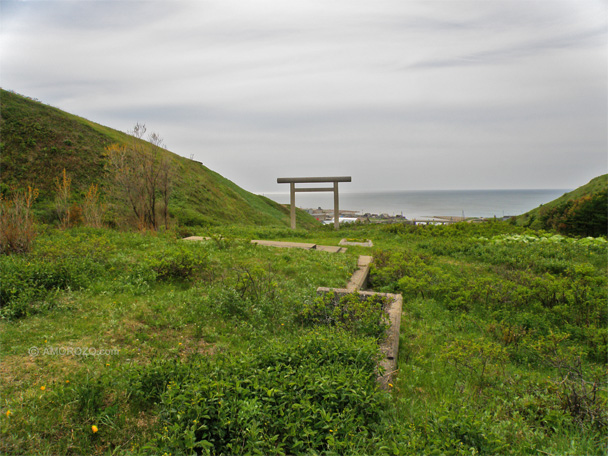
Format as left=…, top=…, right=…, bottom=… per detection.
left=105, top=123, right=172, bottom=230
left=147, top=131, right=172, bottom=230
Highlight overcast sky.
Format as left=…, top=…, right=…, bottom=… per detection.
left=1, top=0, right=606, bottom=193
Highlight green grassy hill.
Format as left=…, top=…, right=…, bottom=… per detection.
left=0, top=88, right=317, bottom=228
left=516, top=174, right=607, bottom=236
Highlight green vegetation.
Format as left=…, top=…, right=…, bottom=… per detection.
left=516, top=174, right=607, bottom=236
left=1, top=221, right=606, bottom=455
left=0, top=89, right=317, bottom=229
left=298, top=291, right=391, bottom=340
left=1, top=89, right=606, bottom=454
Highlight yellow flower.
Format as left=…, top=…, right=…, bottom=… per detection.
left=388, top=383, right=393, bottom=388
left=5, top=410, right=11, bottom=417
left=40, top=386, right=46, bottom=391
left=92, top=425, right=98, bottom=433
left=66, top=380, right=70, bottom=384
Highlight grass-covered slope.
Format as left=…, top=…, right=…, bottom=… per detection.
left=522, top=174, right=607, bottom=217
left=1, top=222, right=606, bottom=455
left=0, top=88, right=317, bottom=228
left=515, top=174, right=607, bottom=236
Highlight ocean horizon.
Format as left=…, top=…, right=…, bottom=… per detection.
left=262, top=189, right=571, bottom=220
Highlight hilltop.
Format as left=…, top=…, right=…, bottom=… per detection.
left=515, top=174, right=607, bottom=236
left=0, top=89, right=317, bottom=228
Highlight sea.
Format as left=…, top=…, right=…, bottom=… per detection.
left=262, top=189, right=571, bottom=220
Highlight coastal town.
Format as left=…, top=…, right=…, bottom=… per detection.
left=302, top=207, right=512, bottom=225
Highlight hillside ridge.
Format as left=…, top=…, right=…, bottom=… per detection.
left=516, top=174, right=607, bottom=236
left=0, top=89, right=317, bottom=228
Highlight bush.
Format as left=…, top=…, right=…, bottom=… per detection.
left=298, top=291, right=390, bottom=340
left=0, top=186, right=38, bottom=254
left=147, top=246, right=208, bottom=281
left=143, top=329, right=387, bottom=455
left=539, top=191, right=608, bottom=237
left=0, top=255, right=104, bottom=319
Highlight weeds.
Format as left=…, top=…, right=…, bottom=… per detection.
left=0, top=186, right=38, bottom=254
left=82, top=183, right=104, bottom=228
left=54, top=168, right=71, bottom=229
left=148, top=329, right=385, bottom=455
left=298, top=291, right=391, bottom=340
left=1, top=222, right=606, bottom=455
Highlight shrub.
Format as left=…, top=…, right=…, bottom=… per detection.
left=0, top=255, right=103, bottom=319
left=54, top=168, right=71, bottom=229
left=298, top=291, right=390, bottom=340
left=126, top=358, right=193, bottom=408
left=81, top=184, right=104, bottom=228
left=147, top=247, right=208, bottom=281
left=440, top=337, right=509, bottom=388
left=0, top=186, right=38, bottom=254
left=143, top=329, right=386, bottom=455
left=539, top=191, right=608, bottom=237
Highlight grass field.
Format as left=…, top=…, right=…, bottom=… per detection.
left=1, top=222, right=606, bottom=455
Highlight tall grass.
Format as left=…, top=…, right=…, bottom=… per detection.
left=0, top=186, right=38, bottom=254
left=1, top=222, right=606, bottom=455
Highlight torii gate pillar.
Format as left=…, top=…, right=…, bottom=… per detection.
left=277, top=176, right=352, bottom=230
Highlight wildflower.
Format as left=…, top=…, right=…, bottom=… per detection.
left=92, top=425, right=98, bottom=433
left=40, top=386, right=46, bottom=391
left=388, top=383, right=393, bottom=388
left=5, top=410, right=11, bottom=417
left=66, top=380, right=70, bottom=384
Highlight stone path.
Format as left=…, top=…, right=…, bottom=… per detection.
left=183, top=236, right=211, bottom=241
left=339, top=239, right=373, bottom=247
left=184, top=237, right=348, bottom=253
left=251, top=240, right=347, bottom=253
left=346, top=255, right=373, bottom=291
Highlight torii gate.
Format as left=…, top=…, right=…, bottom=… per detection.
left=277, top=176, right=352, bottom=230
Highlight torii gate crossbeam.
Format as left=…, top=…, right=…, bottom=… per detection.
left=277, top=176, right=352, bottom=230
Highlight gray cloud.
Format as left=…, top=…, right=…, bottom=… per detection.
left=409, top=24, right=607, bottom=70
left=1, top=0, right=605, bottom=192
